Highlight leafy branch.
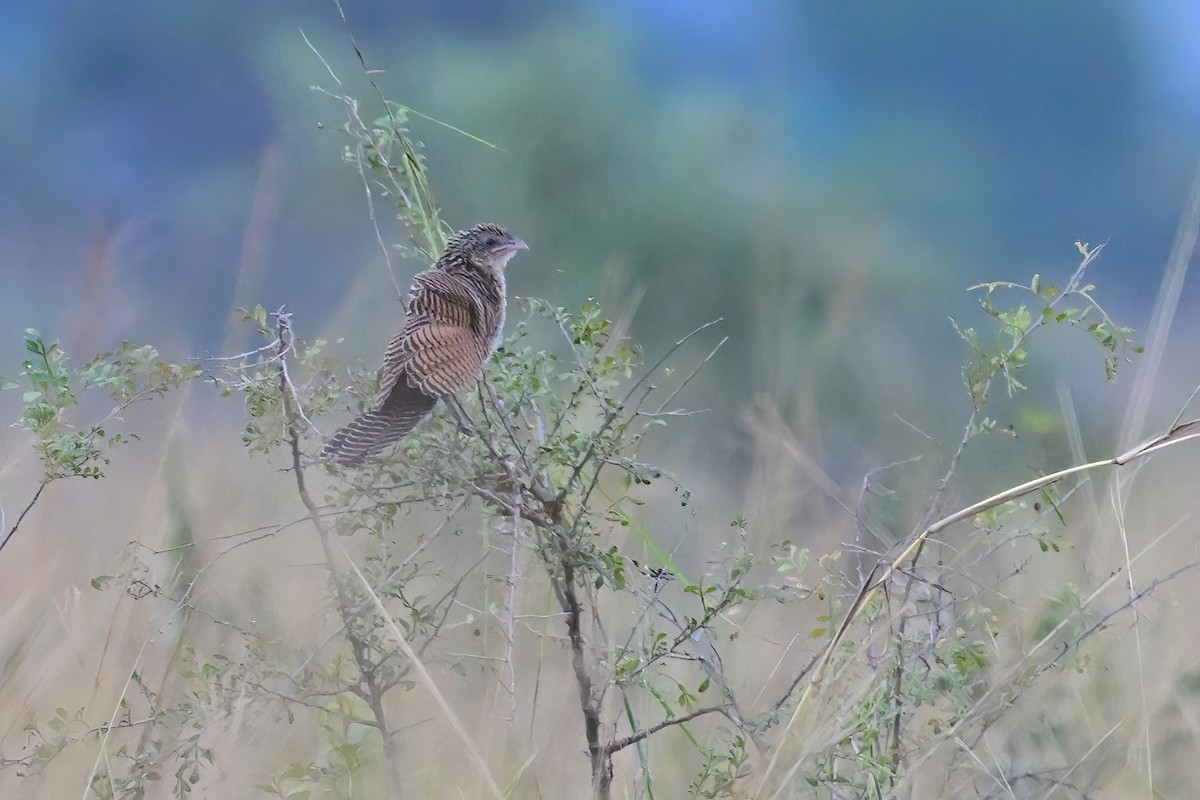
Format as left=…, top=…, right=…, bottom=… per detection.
left=0, top=330, right=199, bottom=552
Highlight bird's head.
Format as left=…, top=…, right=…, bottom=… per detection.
left=446, top=223, right=528, bottom=276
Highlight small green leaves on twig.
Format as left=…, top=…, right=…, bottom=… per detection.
left=2, top=329, right=200, bottom=480
left=955, top=247, right=1143, bottom=417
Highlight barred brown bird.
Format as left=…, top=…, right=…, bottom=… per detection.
left=322, top=223, right=528, bottom=466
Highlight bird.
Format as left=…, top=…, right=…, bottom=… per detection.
left=321, top=223, right=528, bottom=466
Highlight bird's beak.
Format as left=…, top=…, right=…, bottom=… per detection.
left=489, top=236, right=528, bottom=269
left=491, top=237, right=528, bottom=257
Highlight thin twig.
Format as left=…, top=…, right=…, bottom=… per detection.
left=80, top=636, right=152, bottom=800
left=916, top=245, right=1105, bottom=538
left=502, top=492, right=524, bottom=722
left=277, top=312, right=406, bottom=796
left=299, top=27, right=341, bottom=85
left=337, top=541, right=507, bottom=800
left=653, top=335, right=727, bottom=414
left=354, top=141, right=403, bottom=297
left=622, top=318, right=724, bottom=407
left=191, top=338, right=283, bottom=363
left=604, top=705, right=728, bottom=755
left=0, top=480, right=47, bottom=554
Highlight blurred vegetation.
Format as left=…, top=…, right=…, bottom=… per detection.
left=3, top=2, right=1200, bottom=798
left=4, top=2, right=1197, bottom=469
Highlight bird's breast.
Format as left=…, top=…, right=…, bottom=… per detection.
left=492, top=273, right=507, bottom=352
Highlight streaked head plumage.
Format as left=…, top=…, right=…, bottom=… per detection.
left=444, top=223, right=528, bottom=274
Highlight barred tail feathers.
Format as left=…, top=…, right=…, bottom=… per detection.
left=321, top=380, right=437, bottom=466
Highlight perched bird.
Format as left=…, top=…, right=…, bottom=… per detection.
left=322, top=223, right=528, bottom=466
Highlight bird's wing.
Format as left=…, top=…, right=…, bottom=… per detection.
left=375, top=270, right=488, bottom=405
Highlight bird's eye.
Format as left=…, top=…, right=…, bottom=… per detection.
left=483, top=236, right=498, bottom=247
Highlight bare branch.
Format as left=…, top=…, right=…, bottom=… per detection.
left=604, top=705, right=728, bottom=755
left=0, top=480, right=47, bottom=554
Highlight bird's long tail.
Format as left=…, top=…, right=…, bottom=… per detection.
left=321, top=381, right=437, bottom=467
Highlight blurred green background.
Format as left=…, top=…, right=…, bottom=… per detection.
left=2, top=0, right=1199, bottom=494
